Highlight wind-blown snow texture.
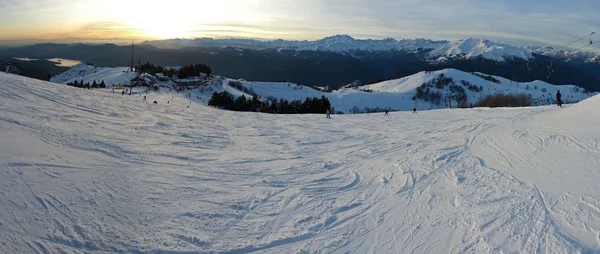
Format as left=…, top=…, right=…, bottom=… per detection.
left=2, top=72, right=600, bottom=253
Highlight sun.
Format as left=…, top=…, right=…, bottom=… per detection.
left=103, top=0, right=258, bottom=39
left=144, top=25, right=188, bottom=39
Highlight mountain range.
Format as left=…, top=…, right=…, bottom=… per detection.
left=3, top=35, right=600, bottom=91
left=141, top=35, right=600, bottom=63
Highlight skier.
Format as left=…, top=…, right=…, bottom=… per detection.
left=326, top=109, right=331, bottom=119
left=121, top=90, right=125, bottom=95
left=384, top=110, right=389, bottom=116
left=556, top=90, right=562, bottom=107
left=4, top=65, right=9, bottom=73
left=143, top=95, right=147, bottom=101
left=413, top=107, right=417, bottom=114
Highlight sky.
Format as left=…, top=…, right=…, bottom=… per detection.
left=1, top=0, right=600, bottom=49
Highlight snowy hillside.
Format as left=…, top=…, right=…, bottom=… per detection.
left=50, top=64, right=138, bottom=86
left=48, top=65, right=597, bottom=114
left=214, top=69, right=595, bottom=113
left=3, top=72, right=600, bottom=253
left=428, top=38, right=533, bottom=61
left=142, top=35, right=600, bottom=62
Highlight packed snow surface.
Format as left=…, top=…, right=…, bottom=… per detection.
left=2, top=72, right=600, bottom=253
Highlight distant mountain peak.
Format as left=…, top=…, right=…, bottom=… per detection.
left=140, top=35, right=599, bottom=62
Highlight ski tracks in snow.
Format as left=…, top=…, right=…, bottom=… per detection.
left=2, top=73, right=600, bottom=253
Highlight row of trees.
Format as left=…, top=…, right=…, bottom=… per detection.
left=460, top=80, right=484, bottom=92
left=475, top=93, right=532, bottom=108
left=228, top=81, right=257, bottom=97
left=472, top=73, right=501, bottom=84
left=138, top=62, right=172, bottom=76
left=178, top=64, right=212, bottom=79
left=66, top=80, right=107, bottom=89
left=137, top=62, right=212, bottom=79
left=208, top=91, right=331, bottom=114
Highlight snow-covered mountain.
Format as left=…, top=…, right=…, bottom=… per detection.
left=50, top=64, right=138, bottom=86
left=142, top=35, right=600, bottom=62
left=3, top=71, right=600, bottom=253
left=49, top=64, right=597, bottom=113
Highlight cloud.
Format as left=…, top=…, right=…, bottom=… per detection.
left=0, top=0, right=599, bottom=48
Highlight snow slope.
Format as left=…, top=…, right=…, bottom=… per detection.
left=49, top=65, right=596, bottom=114
left=218, top=69, right=595, bottom=113
left=428, top=38, right=533, bottom=61
left=2, top=72, right=600, bottom=253
left=50, top=64, right=138, bottom=86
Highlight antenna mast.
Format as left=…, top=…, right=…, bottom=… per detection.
left=130, top=41, right=134, bottom=72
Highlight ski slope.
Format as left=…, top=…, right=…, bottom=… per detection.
left=217, top=69, right=594, bottom=113
left=2, top=72, right=600, bottom=253
left=50, top=64, right=138, bottom=86
left=49, top=64, right=596, bottom=113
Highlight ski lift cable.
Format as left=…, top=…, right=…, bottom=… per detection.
left=553, top=29, right=600, bottom=52
left=544, top=30, right=599, bottom=79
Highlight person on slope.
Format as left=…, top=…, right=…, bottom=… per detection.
left=143, top=95, right=147, bottom=101
left=384, top=110, right=389, bottom=116
left=413, top=107, right=417, bottom=114
left=326, top=109, right=331, bottom=119
left=5, top=65, right=9, bottom=73
left=556, top=90, right=562, bottom=107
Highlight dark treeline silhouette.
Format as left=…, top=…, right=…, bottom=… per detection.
left=208, top=91, right=331, bottom=114
left=178, top=64, right=212, bottom=79
left=66, top=80, right=106, bottom=89
left=475, top=93, right=533, bottom=108
left=138, top=62, right=209, bottom=78
left=472, top=73, right=501, bottom=84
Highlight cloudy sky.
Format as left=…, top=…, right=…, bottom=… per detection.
left=1, top=0, right=599, bottom=48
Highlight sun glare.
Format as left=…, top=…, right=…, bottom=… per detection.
left=102, top=0, right=258, bottom=39
left=145, top=25, right=189, bottom=39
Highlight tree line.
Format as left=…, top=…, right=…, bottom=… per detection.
left=178, top=64, right=212, bottom=79
left=137, top=62, right=212, bottom=79
left=208, top=91, right=331, bottom=114
left=66, top=80, right=106, bottom=89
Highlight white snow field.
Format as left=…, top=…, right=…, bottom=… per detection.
left=2, top=72, right=600, bottom=253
